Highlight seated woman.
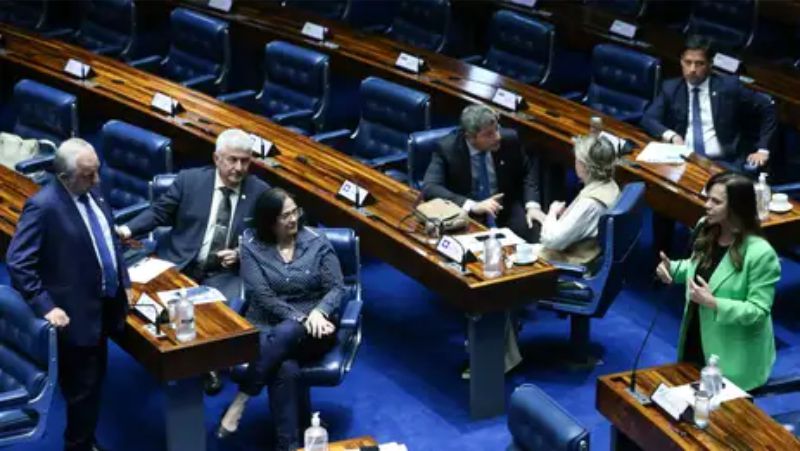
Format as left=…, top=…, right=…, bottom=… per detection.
left=217, top=188, right=344, bottom=451
left=536, top=134, right=620, bottom=266
left=656, top=172, right=780, bottom=390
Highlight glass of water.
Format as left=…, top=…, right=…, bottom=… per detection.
left=694, top=389, right=711, bottom=429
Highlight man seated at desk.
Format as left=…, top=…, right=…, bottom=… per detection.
left=641, top=35, right=777, bottom=170
left=422, top=104, right=544, bottom=243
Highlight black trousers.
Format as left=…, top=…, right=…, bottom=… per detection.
left=58, top=338, right=108, bottom=451
left=239, top=320, right=335, bottom=451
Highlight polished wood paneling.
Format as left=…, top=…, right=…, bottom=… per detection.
left=298, top=435, right=378, bottom=451
left=597, top=363, right=800, bottom=450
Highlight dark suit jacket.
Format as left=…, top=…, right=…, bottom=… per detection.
left=125, top=166, right=269, bottom=269
left=421, top=128, right=540, bottom=226
left=641, top=74, right=777, bottom=161
left=6, top=182, right=130, bottom=346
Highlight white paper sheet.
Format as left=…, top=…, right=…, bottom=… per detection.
left=669, top=377, right=751, bottom=407
left=128, top=257, right=175, bottom=284
left=157, top=285, right=226, bottom=305
left=636, top=142, right=693, bottom=164
left=134, top=293, right=164, bottom=323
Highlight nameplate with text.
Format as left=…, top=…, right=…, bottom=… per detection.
left=713, top=53, right=741, bottom=73
left=609, top=20, right=637, bottom=39
left=436, top=235, right=466, bottom=264
left=63, top=59, right=94, bottom=80
left=248, top=133, right=274, bottom=158
left=510, top=0, right=537, bottom=7
left=338, top=180, right=369, bottom=207
left=395, top=52, right=425, bottom=73
left=492, top=88, right=524, bottom=111
left=208, top=0, right=232, bottom=12
left=150, top=92, right=181, bottom=116
left=301, top=22, right=328, bottom=41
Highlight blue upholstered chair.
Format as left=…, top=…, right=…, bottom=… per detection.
left=385, top=0, right=455, bottom=54
left=217, top=41, right=330, bottom=134
left=312, top=77, right=430, bottom=172
left=533, top=182, right=646, bottom=360
left=685, top=0, right=757, bottom=51
left=6, top=79, right=78, bottom=180
left=229, top=227, right=363, bottom=415
left=97, top=120, right=173, bottom=224
left=584, top=0, right=648, bottom=18
left=0, top=286, right=58, bottom=447
left=0, top=0, right=49, bottom=30
left=508, top=384, right=589, bottom=451
left=407, top=126, right=457, bottom=189
left=462, top=10, right=554, bottom=86
left=129, top=8, right=231, bottom=95
left=283, top=0, right=396, bottom=31
left=283, top=0, right=350, bottom=20
left=567, top=44, right=660, bottom=124
left=71, top=0, right=136, bottom=58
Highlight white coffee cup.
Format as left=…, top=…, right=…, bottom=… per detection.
left=515, top=243, right=535, bottom=263
left=771, top=193, right=789, bottom=207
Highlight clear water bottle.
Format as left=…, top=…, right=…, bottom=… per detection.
left=175, top=289, right=196, bottom=343
left=483, top=229, right=504, bottom=279
left=700, top=354, right=723, bottom=399
left=304, top=412, right=328, bottom=451
left=754, top=172, right=771, bottom=221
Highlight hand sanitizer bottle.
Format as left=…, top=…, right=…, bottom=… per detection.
left=483, top=229, right=504, bottom=278
left=304, top=412, right=328, bottom=451
left=755, top=173, right=771, bottom=221
left=175, top=289, right=196, bottom=343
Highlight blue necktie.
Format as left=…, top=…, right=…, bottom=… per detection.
left=474, top=152, right=496, bottom=227
left=691, top=87, right=706, bottom=156
left=78, top=194, right=119, bottom=298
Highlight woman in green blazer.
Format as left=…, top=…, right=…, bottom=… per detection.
left=656, top=172, right=781, bottom=390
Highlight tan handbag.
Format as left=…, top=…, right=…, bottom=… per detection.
left=0, top=133, right=39, bottom=170
left=414, top=198, right=469, bottom=232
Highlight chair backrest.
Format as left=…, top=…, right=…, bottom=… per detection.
left=283, top=0, right=350, bottom=20
left=351, top=77, right=430, bottom=160
left=0, top=286, right=57, bottom=446
left=387, top=0, right=451, bottom=53
left=483, top=10, right=554, bottom=86
left=164, top=8, right=231, bottom=91
left=75, top=0, right=135, bottom=57
left=584, top=0, right=647, bottom=18
left=149, top=173, right=178, bottom=202
left=11, top=79, right=78, bottom=147
left=586, top=44, right=660, bottom=121
left=686, top=0, right=757, bottom=51
left=99, top=120, right=172, bottom=211
left=508, top=384, right=589, bottom=451
left=408, top=126, right=457, bottom=189
left=3, top=0, right=49, bottom=30
left=258, top=41, right=330, bottom=130
left=318, top=227, right=360, bottom=301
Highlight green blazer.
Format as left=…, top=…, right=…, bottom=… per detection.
left=670, top=235, right=781, bottom=391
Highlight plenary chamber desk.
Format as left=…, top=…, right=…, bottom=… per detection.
left=0, top=24, right=558, bottom=419
left=0, top=165, right=259, bottom=451
left=171, top=0, right=800, bottom=249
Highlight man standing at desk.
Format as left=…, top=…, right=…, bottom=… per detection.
left=641, top=35, right=777, bottom=169
left=422, top=104, right=544, bottom=242
left=7, top=139, right=131, bottom=451
left=117, top=128, right=269, bottom=394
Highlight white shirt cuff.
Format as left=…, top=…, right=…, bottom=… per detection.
left=662, top=130, right=677, bottom=142
left=117, top=225, right=132, bottom=239
left=462, top=199, right=475, bottom=213
left=757, top=149, right=770, bottom=155
left=525, top=201, right=541, bottom=211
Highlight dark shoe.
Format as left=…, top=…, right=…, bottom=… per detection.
left=204, top=371, right=223, bottom=396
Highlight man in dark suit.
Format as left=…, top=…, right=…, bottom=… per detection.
left=641, top=35, right=777, bottom=169
left=7, top=139, right=131, bottom=451
left=422, top=104, right=543, bottom=243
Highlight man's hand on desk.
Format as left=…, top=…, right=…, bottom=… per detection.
left=217, top=249, right=239, bottom=268
left=746, top=151, right=769, bottom=168
left=471, top=193, right=504, bottom=217
left=44, top=307, right=70, bottom=328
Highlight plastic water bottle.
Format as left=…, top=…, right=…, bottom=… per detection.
left=304, top=412, right=328, bottom=451
left=754, top=172, right=771, bottom=221
left=483, top=229, right=504, bottom=279
left=700, top=354, right=723, bottom=399
left=175, top=289, right=196, bottom=343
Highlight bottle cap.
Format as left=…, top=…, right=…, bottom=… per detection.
left=311, top=411, right=320, bottom=427
left=708, top=354, right=719, bottom=365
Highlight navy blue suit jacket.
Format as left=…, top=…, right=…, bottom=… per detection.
left=6, top=182, right=130, bottom=346
left=641, top=74, right=777, bottom=161
left=125, top=166, right=269, bottom=269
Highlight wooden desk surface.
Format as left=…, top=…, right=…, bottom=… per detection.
left=0, top=24, right=558, bottom=313
left=0, top=165, right=259, bottom=382
left=597, top=363, right=800, bottom=450
left=166, top=1, right=800, bottom=249
left=297, top=435, right=378, bottom=451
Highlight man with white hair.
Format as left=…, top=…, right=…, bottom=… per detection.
left=118, top=128, right=269, bottom=393
left=7, top=138, right=132, bottom=451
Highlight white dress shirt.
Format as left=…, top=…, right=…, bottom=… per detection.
left=539, top=184, right=608, bottom=251
left=69, top=189, right=118, bottom=290
left=197, top=172, right=240, bottom=263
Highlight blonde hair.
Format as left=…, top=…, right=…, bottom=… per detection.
left=573, top=134, right=617, bottom=181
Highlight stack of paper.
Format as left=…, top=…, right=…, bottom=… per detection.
left=157, top=286, right=226, bottom=305
left=128, top=257, right=175, bottom=284
left=636, top=142, right=692, bottom=164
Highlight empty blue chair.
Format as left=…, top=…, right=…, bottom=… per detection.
left=508, top=384, right=589, bottom=451
left=407, top=126, right=457, bottom=189
left=385, top=0, right=455, bottom=54
left=533, top=182, right=646, bottom=360
left=0, top=286, right=58, bottom=447
left=283, top=0, right=396, bottom=30
left=71, top=0, right=136, bottom=58
left=130, top=8, right=231, bottom=95
left=218, top=41, right=330, bottom=134
left=312, top=77, right=430, bottom=172
left=98, top=120, right=173, bottom=223
left=568, top=44, right=660, bottom=123
left=463, top=10, right=554, bottom=86
left=685, top=0, right=757, bottom=51
left=0, top=0, right=49, bottom=30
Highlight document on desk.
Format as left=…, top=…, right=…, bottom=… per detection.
left=636, top=142, right=692, bottom=164
left=157, top=286, right=226, bottom=305
left=134, top=293, right=164, bottom=323
left=128, top=257, right=175, bottom=284
left=670, top=377, right=750, bottom=406
left=454, top=227, right=526, bottom=255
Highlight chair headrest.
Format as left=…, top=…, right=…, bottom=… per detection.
left=170, top=7, right=229, bottom=58
left=591, top=44, right=660, bottom=99
left=490, top=10, right=553, bottom=59
left=360, top=77, right=430, bottom=132
left=396, top=0, right=451, bottom=28
left=101, top=120, right=172, bottom=176
left=264, top=41, right=329, bottom=94
left=12, top=79, right=77, bottom=140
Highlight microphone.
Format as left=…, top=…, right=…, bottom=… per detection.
left=628, top=216, right=707, bottom=404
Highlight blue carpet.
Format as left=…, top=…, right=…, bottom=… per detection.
left=5, top=209, right=800, bottom=450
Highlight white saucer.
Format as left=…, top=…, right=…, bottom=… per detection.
left=514, top=255, right=537, bottom=266
left=769, top=202, right=792, bottom=213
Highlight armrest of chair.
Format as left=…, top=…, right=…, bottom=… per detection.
left=181, top=74, right=217, bottom=94
left=0, top=387, right=30, bottom=410
left=312, top=129, right=352, bottom=149
left=562, top=91, right=584, bottom=102
left=616, top=111, right=643, bottom=124
left=93, top=44, right=124, bottom=57
left=113, top=202, right=149, bottom=224
left=339, top=299, right=363, bottom=330
left=216, top=89, right=258, bottom=108
left=551, top=261, right=588, bottom=277
left=129, top=55, right=163, bottom=72
left=361, top=152, right=408, bottom=168
left=750, top=374, right=800, bottom=398
left=273, top=109, right=315, bottom=130
left=15, top=154, right=55, bottom=174
left=461, top=54, right=483, bottom=64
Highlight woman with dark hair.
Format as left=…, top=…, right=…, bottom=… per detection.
left=656, top=172, right=781, bottom=390
left=217, top=188, right=344, bottom=450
